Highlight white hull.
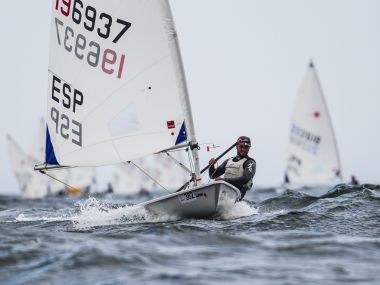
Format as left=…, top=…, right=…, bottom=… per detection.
left=139, top=181, right=240, bottom=218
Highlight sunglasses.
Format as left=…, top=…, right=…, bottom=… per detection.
left=238, top=145, right=250, bottom=149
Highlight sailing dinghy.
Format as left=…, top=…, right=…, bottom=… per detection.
left=36, top=0, right=240, bottom=218
left=284, top=61, right=343, bottom=188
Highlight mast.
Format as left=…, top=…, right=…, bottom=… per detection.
left=162, top=1, right=201, bottom=183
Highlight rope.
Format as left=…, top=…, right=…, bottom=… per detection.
left=163, top=152, right=192, bottom=174
left=39, top=170, right=91, bottom=198
left=128, top=161, right=169, bottom=193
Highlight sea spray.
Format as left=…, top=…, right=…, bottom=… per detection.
left=70, top=197, right=179, bottom=229
left=14, top=197, right=178, bottom=228
left=219, top=200, right=258, bottom=220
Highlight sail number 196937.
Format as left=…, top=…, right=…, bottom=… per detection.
left=54, top=0, right=131, bottom=79
left=55, top=0, right=131, bottom=43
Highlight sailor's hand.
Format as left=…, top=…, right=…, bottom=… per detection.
left=215, top=177, right=224, bottom=181
left=209, top=158, right=216, bottom=165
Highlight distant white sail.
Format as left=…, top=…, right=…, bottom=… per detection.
left=27, top=118, right=70, bottom=194
left=284, top=62, right=342, bottom=185
left=111, top=158, right=153, bottom=195
left=28, top=117, right=46, bottom=163
left=6, top=134, right=50, bottom=198
left=45, top=0, right=199, bottom=175
left=7, top=118, right=96, bottom=198
left=151, top=152, right=189, bottom=190
left=111, top=152, right=189, bottom=195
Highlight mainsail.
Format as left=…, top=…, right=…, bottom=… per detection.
left=284, top=61, right=342, bottom=185
left=43, top=0, right=200, bottom=180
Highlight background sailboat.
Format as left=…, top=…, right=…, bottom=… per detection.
left=6, top=134, right=50, bottom=198
left=284, top=61, right=343, bottom=187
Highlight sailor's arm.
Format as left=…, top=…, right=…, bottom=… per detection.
left=208, top=159, right=228, bottom=178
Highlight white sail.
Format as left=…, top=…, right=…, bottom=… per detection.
left=28, top=117, right=46, bottom=163
left=284, top=62, right=342, bottom=185
left=45, top=0, right=199, bottom=177
left=7, top=118, right=96, bottom=197
left=6, top=134, right=50, bottom=198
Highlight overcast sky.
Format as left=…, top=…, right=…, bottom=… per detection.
left=1, top=0, right=379, bottom=195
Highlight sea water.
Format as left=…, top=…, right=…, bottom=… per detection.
left=1, top=184, right=379, bottom=285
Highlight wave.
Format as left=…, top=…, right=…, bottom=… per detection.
left=13, top=195, right=259, bottom=229
left=258, top=184, right=380, bottom=212
left=8, top=183, right=380, bottom=236
left=14, top=197, right=178, bottom=230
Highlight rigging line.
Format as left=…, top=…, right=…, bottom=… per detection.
left=39, top=169, right=91, bottom=198
left=110, top=139, right=170, bottom=191
left=162, top=151, right=192, bottom=174
left=187, top=147, right=195, bottom=178
left=128, top=161, right=169, bottom=193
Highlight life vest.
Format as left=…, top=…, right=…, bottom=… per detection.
left=224, top=157, right=253, bottom=190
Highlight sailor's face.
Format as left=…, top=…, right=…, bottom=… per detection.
left=237, top=144, right=250, bottom=156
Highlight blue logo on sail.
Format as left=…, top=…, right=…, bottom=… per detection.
left=175, top=121, right=187, bottom=144
left=45, top=127, right=59, bottom=165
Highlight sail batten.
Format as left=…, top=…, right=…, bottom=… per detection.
left=46, top=0, right=198, bottom=169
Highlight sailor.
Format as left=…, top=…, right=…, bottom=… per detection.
left=208, top=136, right=256, bottom=200
left=350, top=175, right=359, bottom=185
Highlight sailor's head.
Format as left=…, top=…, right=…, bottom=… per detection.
left=236, top=136, right=251, bottom=156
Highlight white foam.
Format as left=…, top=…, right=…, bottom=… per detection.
left=71, top=197, right=170, bottom=229
left=219, top=201, right=258, bottom=220
left=15, top=213, right=69, bottom=222
left=14, top=198, right=258, bottom=226
left=15, top=197, right=177, bottom=229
